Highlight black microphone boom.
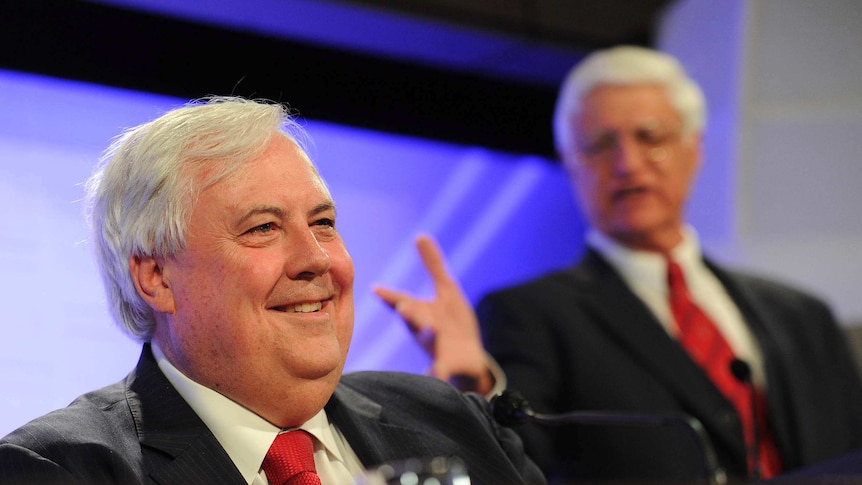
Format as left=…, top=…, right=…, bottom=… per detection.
left=490, top=389, right=727, bottom=485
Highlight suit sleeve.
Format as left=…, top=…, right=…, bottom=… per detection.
left=0, top=442, right=87, bottom=485
left=0, top=394, right=142, bottom=485
left=776, top=288, right=862, bottom=456
left=477, top=286, right=570, bottom=475
left=730, top=271, right=862, bottom=467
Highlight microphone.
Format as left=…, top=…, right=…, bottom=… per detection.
left=730, top=358, right=761, bottom=480
left=490, top=389, right=727, bottom=485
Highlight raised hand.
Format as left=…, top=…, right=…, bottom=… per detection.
left=374, top=235, right=493, bottom=394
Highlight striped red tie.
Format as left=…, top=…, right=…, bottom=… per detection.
left=667, top=261, right=782, bottom=478
left=262, top=430, right=323, bottom=485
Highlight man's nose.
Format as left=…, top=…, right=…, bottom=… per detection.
left=610, top=136, right=649, bottom=175
left=285, top=229, right=331, bottom=280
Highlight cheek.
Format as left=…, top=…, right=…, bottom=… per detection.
left=330, top=245, right=355, bottom=338
left=330, top=243, right=355, bottom=288
left=338, top=290, right=355, bottom=339
left=574, top=172, right=608, bottom=209
left=672, top=147, right=701, bottom=195
left=669, top=164, right=698, bottom=202
left=167, top=258, right=223, bottom=314
left=224, top=246, right=287, bottom=291
left=245, top=259, right=281, bottom=287
left=173, top=252, right=276, bottom=329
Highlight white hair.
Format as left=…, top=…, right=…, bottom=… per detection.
left=85, top=96, right=314, bottom=340
left=552, top=45, right=706, bottom=154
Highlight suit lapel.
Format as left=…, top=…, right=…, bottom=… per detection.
left=706, top=264, right=798, bottom=464
left=569, top=251, right=745, bottom=457
left=125, top=345, right=246, bottom=484
left=324, top=383, right=437, bottom=469
left=325, top=381, right=525, bottom=485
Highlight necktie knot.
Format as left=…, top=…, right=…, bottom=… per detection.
left=263, top=430, right=322, bottom=485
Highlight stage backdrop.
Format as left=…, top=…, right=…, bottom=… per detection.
left=0, top=69, right=585, bottom=436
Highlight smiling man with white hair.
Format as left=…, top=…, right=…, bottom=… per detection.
left=0, top=97, right=545, bottom=485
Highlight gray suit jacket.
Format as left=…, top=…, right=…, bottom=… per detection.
left=0, top=345, right=545, bottom=485
left=478, top=249, right=862, bottom=484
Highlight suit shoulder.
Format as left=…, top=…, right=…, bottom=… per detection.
left=0, top=378, right=143, bottom=484
left=1, top=379, right=136, bottom=460
left=718, top=266, right=832, bottom=312
left=481, top=268, right=581, bottom=302
left=336, top=371, right=487, bottom=420
left=339, top=371, right=463, bottom=399
left=334, top=373, right=546, bottom=484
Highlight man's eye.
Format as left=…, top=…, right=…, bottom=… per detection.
left=247, top=222, right=276, bottom=234
left=314, top=218, right=335, bottom=228
left=578, top=135, right=615, bottom=156
left=638, top=128, right=675, bottom=145
left=640, top=133, right=663, bottom=144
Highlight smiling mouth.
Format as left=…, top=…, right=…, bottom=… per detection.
left=272, top=302, right=323, bottom=313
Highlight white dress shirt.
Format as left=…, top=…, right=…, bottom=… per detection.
left=151, top=343, right=366, bottom=484
left=587, top=227, right=767, bottom=387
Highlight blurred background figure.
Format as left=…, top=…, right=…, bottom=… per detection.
left=377, top=46, right=862, bottom=484
left=477, top=45, right=862, bottom=483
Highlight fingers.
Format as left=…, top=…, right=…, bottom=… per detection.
left=415, top=234, right=453, bottom=286
left=373, top=285, right=429, bottom=317
left=372, top=285, right=407, bottom=309
left=373, top=285, right=427, bottom=334
left=429, top=361, right=450, bottom=382
left=415, top=326, right=436, bottom=352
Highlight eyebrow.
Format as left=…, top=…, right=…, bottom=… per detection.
left=236, top=201, right=336, bottom=226
left=308, top=202, right=336, bottom=218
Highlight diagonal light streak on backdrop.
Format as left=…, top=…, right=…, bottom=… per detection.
left=350, top=155, right=546, bottom=371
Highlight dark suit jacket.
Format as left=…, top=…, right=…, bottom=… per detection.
left=0, top=345, right=545, bottom=485
left=478, top=249, right=862, bottom=484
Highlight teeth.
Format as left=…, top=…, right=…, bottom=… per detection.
left=290, top=302, right=322, bottom=313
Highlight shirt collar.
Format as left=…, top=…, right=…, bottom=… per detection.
left=586, top=225, right=703, bottom=289
left=150, top=343, right=347, bottom=484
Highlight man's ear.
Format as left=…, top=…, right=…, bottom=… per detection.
left=129, top=254, right=175, bottom=314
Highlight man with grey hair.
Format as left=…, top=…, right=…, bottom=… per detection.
left=377, top=46, right=862, bottom=484
left=0, top=97, right=545, bottom=485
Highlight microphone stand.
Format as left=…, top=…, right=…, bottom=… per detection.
left=491, top=390, right=727, bottom=485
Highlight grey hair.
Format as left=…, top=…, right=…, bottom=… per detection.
left=552, top=45, right=706, bottom=155
left=85, top=96, right=312, bottom=341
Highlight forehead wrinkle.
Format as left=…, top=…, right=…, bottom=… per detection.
left=576, top=118, right=684, bottom=147
left=236, top=205, right=285, bottom=226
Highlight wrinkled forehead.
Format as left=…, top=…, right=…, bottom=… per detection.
left=575, top=84, right=683, bottom=130
left=187, top=133, right=328, bottom=196
left=281, top=138, right=332, bottom=199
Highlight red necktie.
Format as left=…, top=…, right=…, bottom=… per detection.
left=262, top=430, right=323, bottom=485
left=667, top=261, right=782, bottom=479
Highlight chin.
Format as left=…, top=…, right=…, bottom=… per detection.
left=291, top=354, right=345, bottom=381
left=613, top=212, right=666, bottom=233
